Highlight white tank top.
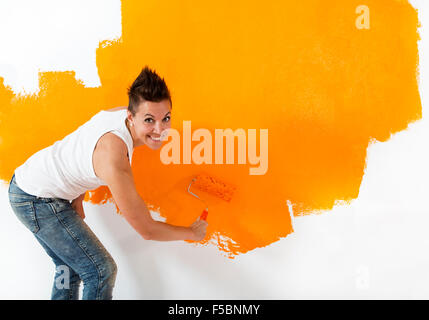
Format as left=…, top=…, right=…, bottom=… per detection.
left=14, top=108, right=134, bottom=201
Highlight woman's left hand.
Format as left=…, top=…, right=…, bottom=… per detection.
left=71, top=194, right=86, bottom=219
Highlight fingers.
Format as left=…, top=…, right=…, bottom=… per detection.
left=196, top=216, right=209, bottom=224
left=195, top=219, right=208, bottom=226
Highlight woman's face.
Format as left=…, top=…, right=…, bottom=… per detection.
left=127, top=99, right=172, bottom=149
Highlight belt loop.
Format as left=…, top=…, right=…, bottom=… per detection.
left=36, top=196, right=50, bottom=202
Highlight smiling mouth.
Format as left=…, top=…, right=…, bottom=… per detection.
left=147, top=135, right=162, bottom=142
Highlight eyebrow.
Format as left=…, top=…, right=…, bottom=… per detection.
left=144, top=111, right=171, bottom=118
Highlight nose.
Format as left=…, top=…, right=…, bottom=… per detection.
left=152, top=120, right=163, bottom=135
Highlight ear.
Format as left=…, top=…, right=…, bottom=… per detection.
left=126, top=110, right=134, bottom=124
left=126, top=109, right=132, bottom=118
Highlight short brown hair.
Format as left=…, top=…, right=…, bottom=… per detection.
left=127, top=66, right=172, bottom=116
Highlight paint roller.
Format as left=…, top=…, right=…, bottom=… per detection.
left=187, top=173, right=236, bottom=221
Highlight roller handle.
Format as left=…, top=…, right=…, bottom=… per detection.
left=200, top=208, right=208, bottom=221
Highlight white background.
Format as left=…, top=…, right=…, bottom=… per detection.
left=0, top=0, right=428, bottom=299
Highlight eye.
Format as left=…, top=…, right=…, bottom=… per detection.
left=163, top=116, right=171, bottom=122
left=144, top=118, right=154, bottom=123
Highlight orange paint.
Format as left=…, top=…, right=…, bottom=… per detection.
left=0, top=0, right=421, bottom=258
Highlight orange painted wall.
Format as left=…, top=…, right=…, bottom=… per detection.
left=0, top=0, right=421, bottom=258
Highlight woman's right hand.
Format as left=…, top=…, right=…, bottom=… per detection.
left=190, top=217, right=208, bottom=241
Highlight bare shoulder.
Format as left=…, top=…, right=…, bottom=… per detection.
left=93, top=132, right=130, bottom=180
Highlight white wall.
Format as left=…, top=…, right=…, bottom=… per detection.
left=0, top=0, right=428, bottom=299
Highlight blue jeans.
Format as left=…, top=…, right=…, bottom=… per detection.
left=8, top=173, right=117, bottom=300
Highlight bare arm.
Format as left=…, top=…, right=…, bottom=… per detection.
left=93, top=133, right=207, bottom=241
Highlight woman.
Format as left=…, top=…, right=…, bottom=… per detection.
left=7, top=66, right=208, bottom=300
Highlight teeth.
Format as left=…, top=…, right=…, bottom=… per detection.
left=148, top=130, right=169, bottom=142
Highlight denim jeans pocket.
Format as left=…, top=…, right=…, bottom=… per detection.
left=9, top=200, right=40, bottom=234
